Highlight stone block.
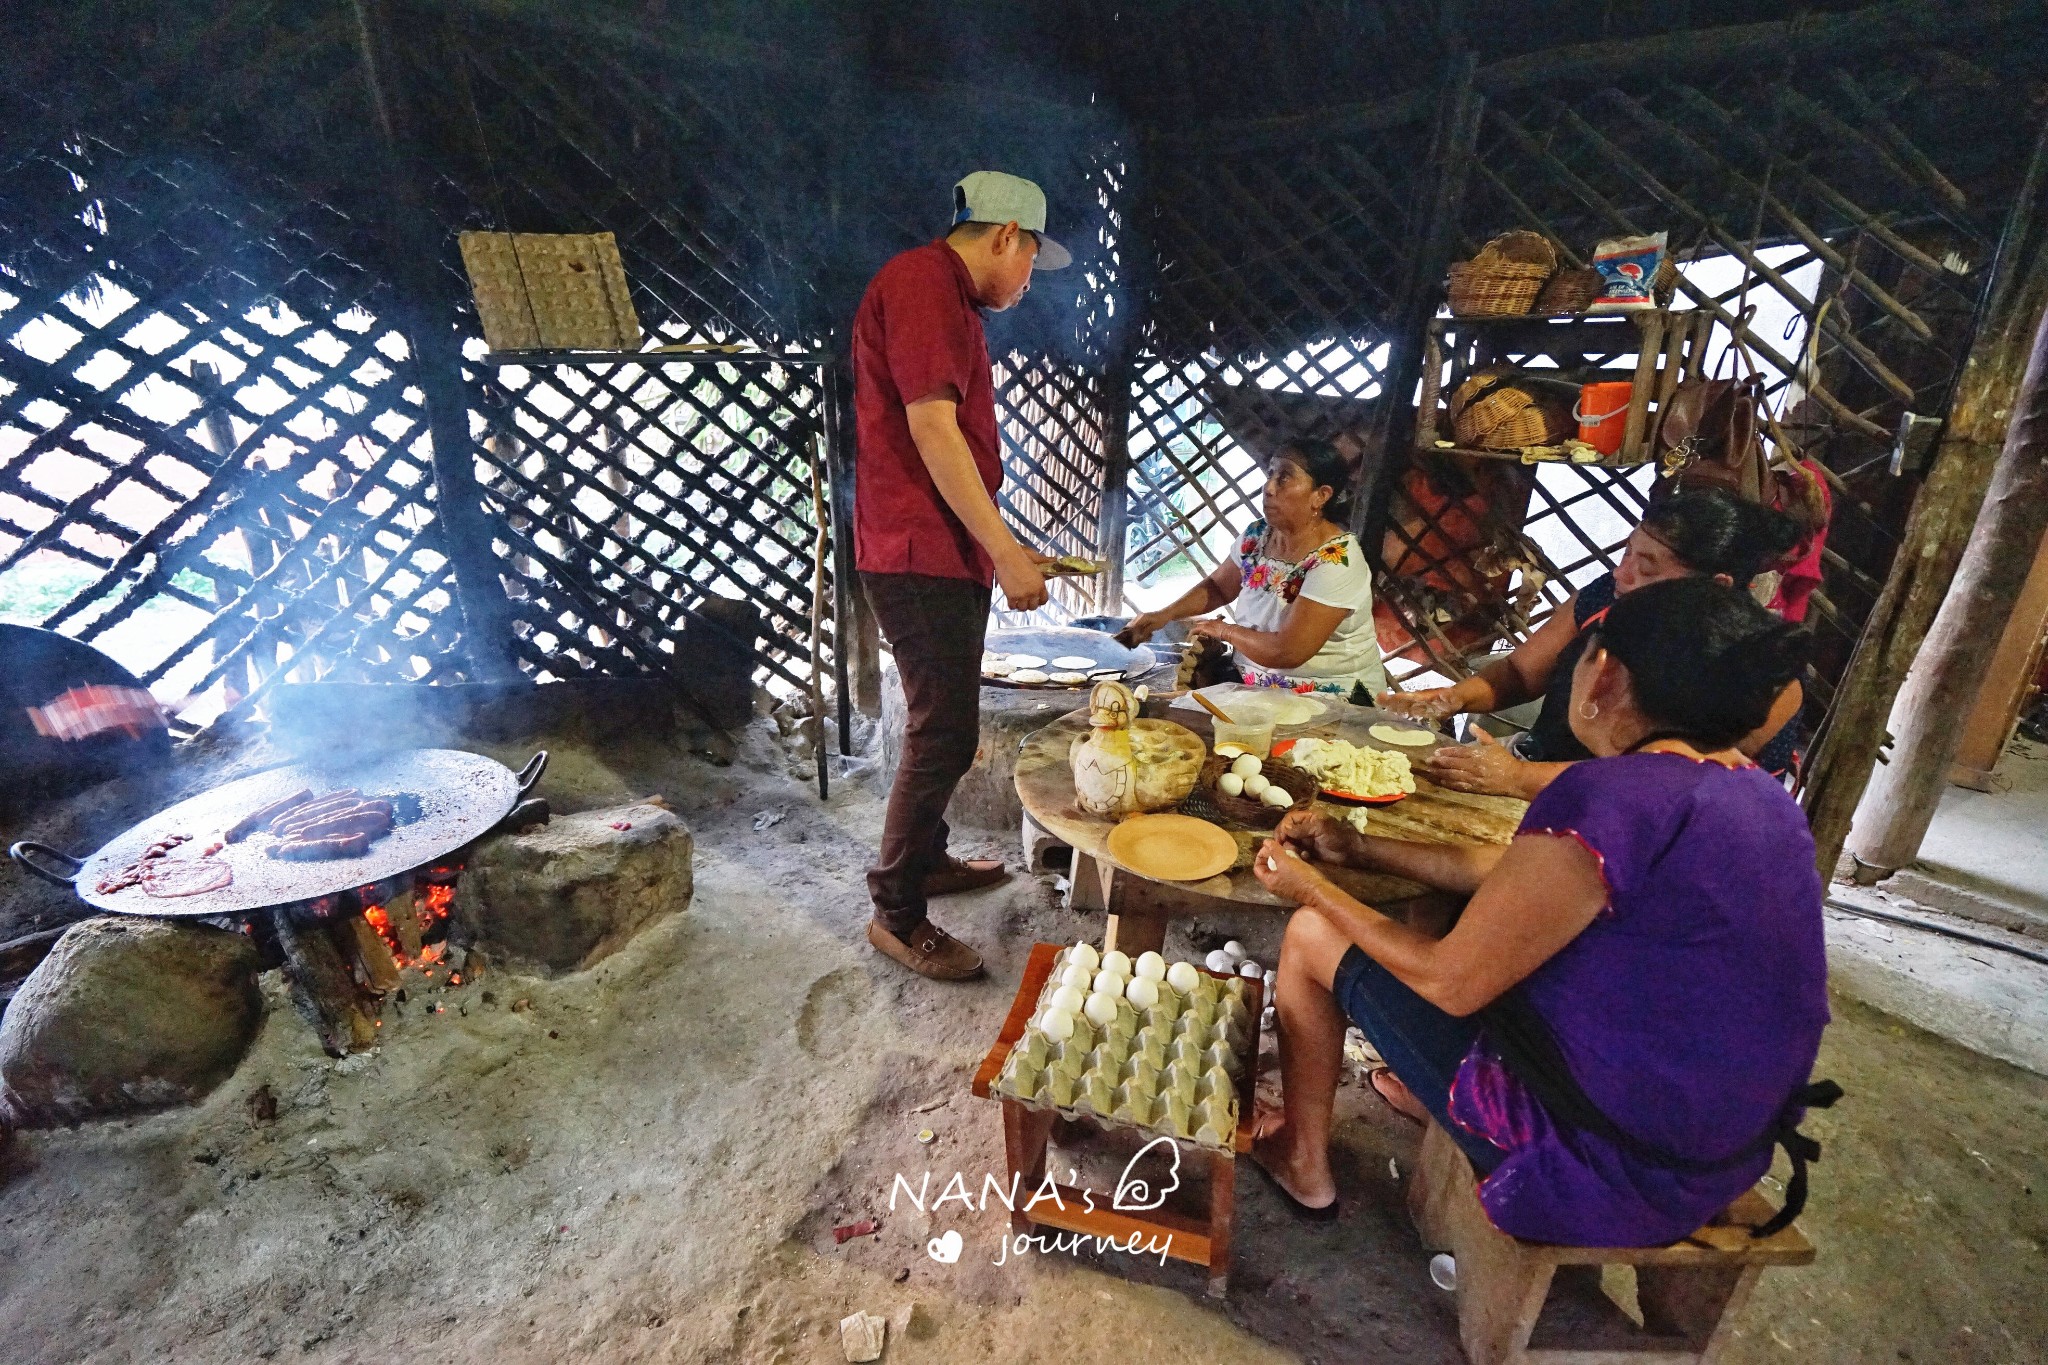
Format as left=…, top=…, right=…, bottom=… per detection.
left=0, top=917, right=264, bottom=1128
left=451, top=802, right=692, bottom=975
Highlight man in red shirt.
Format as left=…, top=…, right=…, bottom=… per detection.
left=853, top=171, right=1071, bottom=980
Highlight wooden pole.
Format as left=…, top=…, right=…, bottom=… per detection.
left=1094, top=353, right=1136, bottom=614
left=1802, top=123, right=2048, bottom=875
left=1844, top=303, right=2048, bottom=873
left=351, top=0, right=523, bottom=684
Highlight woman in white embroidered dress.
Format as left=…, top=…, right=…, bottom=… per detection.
left=1120, top=439, right=1388, bottom=698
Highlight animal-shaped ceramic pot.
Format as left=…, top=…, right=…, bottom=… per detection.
left=1069, top=680, right=1204, bottom=817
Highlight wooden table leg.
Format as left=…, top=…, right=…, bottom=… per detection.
left=1001, top=1100, right=1057, bottom=1236
left=1206, top=1149, right=1235, bottom=1298
left=1102, top=864, right=1171, bottom=956
left=1067, top=848, right=1112, bottom=915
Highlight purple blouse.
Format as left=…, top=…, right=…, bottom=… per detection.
left=1445, top=752, right=1830, bottom=1246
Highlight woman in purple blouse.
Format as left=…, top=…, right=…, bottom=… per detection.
left=1249, top=577, right=1832, bottom=1245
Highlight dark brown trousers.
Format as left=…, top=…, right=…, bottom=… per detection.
left=861, top=572, right=991, bottom=934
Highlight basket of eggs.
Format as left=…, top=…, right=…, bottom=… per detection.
left=1202, top=748, right=1317, bottom=829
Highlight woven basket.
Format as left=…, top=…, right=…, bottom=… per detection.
left=1447, top=230, right=1559, bottom=317
left=1200, top=755, right=1316, bottom=830
left=1535, top=266, right=1603, bottom=315
left=1449, top=370, right=1575, bottom=451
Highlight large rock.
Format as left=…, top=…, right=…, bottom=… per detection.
left=0, top=917, right=264, bottom=1128
left=451, top=801, right=692, bottom=975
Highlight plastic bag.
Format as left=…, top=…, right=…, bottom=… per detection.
left=1589, top=231, right=1667, bottom=312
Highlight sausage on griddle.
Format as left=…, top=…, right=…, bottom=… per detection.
left=277, top=799, right=392, bottom=841
left=227, top=788, right=315, bottom=843
left=268, top=789, right=361, bottom=835
left=291, top=811, right=393, bottom=842
left=267, top=833, right=372, bottom=860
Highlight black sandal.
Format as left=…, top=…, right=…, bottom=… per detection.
left=1248, top=1150, right=1341, bottom=1221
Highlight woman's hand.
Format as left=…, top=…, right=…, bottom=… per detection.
left=1378, top=686, right=1463, bottom=721
left=1274, top=809, right=1365, bottom=867
left=1421, top=729, right=1528, bottom=796
left=1253, top=838, right=1341, bottom=906
left=1187, top=617, right=1236, bottom=645
left=1117, top=610, right=1170, bottom=647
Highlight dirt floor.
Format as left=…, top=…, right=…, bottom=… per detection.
left=2, top=715, right=2046, bottom=1364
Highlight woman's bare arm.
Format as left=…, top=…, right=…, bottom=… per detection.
left=1274, top=812, right=1506, bottom=895
left=1381, top=595, right=1580, bottom=719
left=1260, top=832, right=1609, bottom=1016
left=1738, top=680, right=1803, bottom=759
left=1201, top=596, right=1350, bottom=671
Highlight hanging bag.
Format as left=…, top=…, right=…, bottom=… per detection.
left=1657, top=306, right=1772, bottom=503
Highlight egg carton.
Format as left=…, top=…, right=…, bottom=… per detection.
left=993, top=947, right=1254, bottom=1150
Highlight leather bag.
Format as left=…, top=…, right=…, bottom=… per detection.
left=1657, top=373, right=1769, bottom=503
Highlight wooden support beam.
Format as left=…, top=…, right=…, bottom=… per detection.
left=1803, top=121, right=2048, bottom=874
left=1844, top=301, right=2048, bottom=871
left=352, top=0, right=523, bottom=684
left=1094, top=354, right=1136, bottom=613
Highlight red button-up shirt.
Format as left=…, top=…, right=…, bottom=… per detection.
left=851, top=240, right=1003, bottom=585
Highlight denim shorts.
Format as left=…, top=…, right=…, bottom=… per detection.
left=1333, top=945, right=1503, bottom=1174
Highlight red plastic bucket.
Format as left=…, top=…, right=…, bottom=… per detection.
left=1574, top=381, right=1633, bottom=456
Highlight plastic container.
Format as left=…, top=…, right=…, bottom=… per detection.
left=1211, top=719, right=1276, bottom=758
left=1574, top=381, right=1633, bottom=456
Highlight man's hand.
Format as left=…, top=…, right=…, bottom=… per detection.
left=1274, top=809, right=1365, bottom=868
left=1421, top=728, right=1526, bottom=796
left=1378, top=686, right=1462, bottom=721
left=996, top=548, right=1050, bottom=612
left=1253, top=838, right=1341, bottom=907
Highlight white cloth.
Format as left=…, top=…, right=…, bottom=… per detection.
left=1230, top=519, right=1388, bottom=697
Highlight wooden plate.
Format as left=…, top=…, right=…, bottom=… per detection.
left=1105, top=814, right=1238, bottom=882
left=1271, top=738, right=1409, bottom=805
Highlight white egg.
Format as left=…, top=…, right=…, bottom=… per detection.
left=1166, top=961, right=1201, bottom=994
left=1230, top=754, right=1263, bottom=779
left=1134, top=685, right=1149, bottom=701
left=1050, top=984, right=1085, bottom=1015
left=1217, top=773, right=1245, bottom=797
left=1242, top=774, right=1271, bottom=798
left=1041, top=1007, right=1076, bottom=1041
left=1093, top=968, right=1128, bottom=997
left=1101, top=950, right=1133, bottom=978
left=1260, top=785, right=1293, bottom=808
left=1084, top=991, right=1121, bottom=1028
left=1214, top=744, right=1245, bottom=760
left=1135, top=951, right=1167, bottom=981
left=1205, top=949, right=1234, bottom=973
left=1124, top=977, right=1160, bottom=1009
left=1224, top=940, right=1247, bottom=962
left=1239, top=960, right=1264, bottom=979
left=1068, top=942, right=1101, bottom=973
left=1059, top=963, right=1093, bottom=993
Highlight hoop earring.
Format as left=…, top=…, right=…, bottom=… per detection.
left=1576, top=700, right=1600, bottom=721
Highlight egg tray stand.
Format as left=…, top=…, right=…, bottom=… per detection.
left=972, top=942, right=1265, bottom=1298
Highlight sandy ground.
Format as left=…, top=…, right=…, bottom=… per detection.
left=2, top=718, right=2046, bottom=1364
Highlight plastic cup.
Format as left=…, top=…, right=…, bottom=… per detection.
left=1213, top=719, right=1277, bottom=759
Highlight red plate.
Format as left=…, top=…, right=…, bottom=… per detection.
left=1271, top=738, right=1409, bottom=805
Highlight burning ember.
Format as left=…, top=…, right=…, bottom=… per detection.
left=361, top=869, right=461, bottom=970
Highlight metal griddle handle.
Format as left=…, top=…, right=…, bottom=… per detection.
left=10, top=841, right=82, bottom=887
left=515, top=750, right=549, bottom=797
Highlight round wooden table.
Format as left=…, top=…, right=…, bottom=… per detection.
left=1014, top=700, right=1528, bottom=954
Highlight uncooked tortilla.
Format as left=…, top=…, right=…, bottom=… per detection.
left=1048, top=671, right=1089, bottom=685
left=1369, top=723, right=1437, bottom=748
left=1005, top=653, right=1047, bottom=668
left=1051, top=655, right=1097, bottom=670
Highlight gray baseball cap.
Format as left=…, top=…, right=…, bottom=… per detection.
left=952, top=171, right=1073, bottom=270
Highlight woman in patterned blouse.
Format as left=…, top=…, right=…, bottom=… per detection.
left=1120, top=439, right=1388, bottom=698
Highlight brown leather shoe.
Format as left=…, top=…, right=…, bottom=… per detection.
left=921, top=856, right=1009, bottom=897
left=868, top=917, right=986, bottom=981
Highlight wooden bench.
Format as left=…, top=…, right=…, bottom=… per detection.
left=1408, top=1121, right=1815, bottom=1365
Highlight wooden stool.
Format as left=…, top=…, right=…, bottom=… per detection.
left=1408, top=1121, right=1815, bottom=1365
left=971, top=943, right=1261, bottom=1298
